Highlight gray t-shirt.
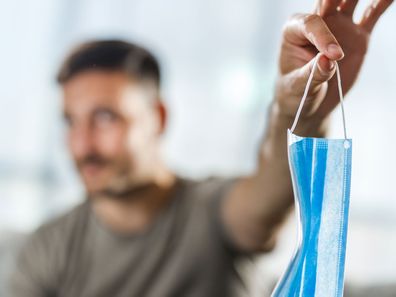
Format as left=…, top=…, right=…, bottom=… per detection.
left=8, top=178, right=249, bottom=297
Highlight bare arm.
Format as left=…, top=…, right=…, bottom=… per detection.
left=221, top=0, right=393, bottom=252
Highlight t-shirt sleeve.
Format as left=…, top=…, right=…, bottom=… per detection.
left=7, top=229, right=58, bottom=297
left=196, top=177, right=245, bottom=255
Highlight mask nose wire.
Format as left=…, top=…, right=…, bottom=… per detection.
left=289, top=54, right=348, bottom=140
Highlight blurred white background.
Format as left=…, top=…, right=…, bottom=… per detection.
left=0, top=0, right=395, bottom=295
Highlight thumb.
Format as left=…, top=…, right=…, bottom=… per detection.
left=276, top=53, right=338, bottom=118
left=290, top=54, right=337, bottom=115
left=298, top=53, right=337, bottom=96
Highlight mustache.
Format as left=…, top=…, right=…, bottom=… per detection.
left=76, top=155, right=109, bottom=168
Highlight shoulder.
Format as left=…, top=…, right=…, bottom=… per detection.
left=179, top=176, right=236, bottom=203
left=34, top=202, right=89, bottom=245
left=176, top=177, right=241, bottom=252
left=8, top=202, right=90, bottom=293
left=19, top=202, right=89, bottom=262
left=176, top=177, right=236, bottom=221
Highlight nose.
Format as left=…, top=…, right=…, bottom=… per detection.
left=69, top=123, right=95, bottom=160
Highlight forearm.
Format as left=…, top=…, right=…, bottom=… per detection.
left=223, top=101, right=329, bottom=252
left=256, top=102, right=329, bottom=218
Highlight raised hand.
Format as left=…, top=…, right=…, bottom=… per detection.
left=275, top=0, right=393, bottom=123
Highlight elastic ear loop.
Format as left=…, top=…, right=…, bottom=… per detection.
left=289, top=54, right=348, bottom=140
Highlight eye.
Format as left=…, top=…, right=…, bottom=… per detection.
left=93, top=108, right=118, bottom=125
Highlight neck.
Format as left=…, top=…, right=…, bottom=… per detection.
left=92, top=165, right=178, bottom=235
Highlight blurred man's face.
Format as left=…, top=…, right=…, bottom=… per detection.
left=62, top=70, right=165, bottom=196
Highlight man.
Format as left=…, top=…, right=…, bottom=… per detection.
left=8, top=0, right=393, bottom=296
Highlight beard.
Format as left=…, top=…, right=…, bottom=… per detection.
left=99, top=181, right=154, bottom=200
left=76, top=153, right=144, bottom=199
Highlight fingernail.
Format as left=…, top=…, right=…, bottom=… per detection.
left=329, top=60, right=336, bottom=70
left=327, top=43, right=344, bottom=58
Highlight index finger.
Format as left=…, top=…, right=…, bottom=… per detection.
left=284, top=14, right=345, bottom=60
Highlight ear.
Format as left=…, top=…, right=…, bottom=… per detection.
left=155, top=100, right=167, bottom=135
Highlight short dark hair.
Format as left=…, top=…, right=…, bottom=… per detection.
left=57, top=39, right=161, bottom=89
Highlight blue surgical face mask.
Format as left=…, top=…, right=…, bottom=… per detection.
left=272, top=54, right=352, bottom=297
